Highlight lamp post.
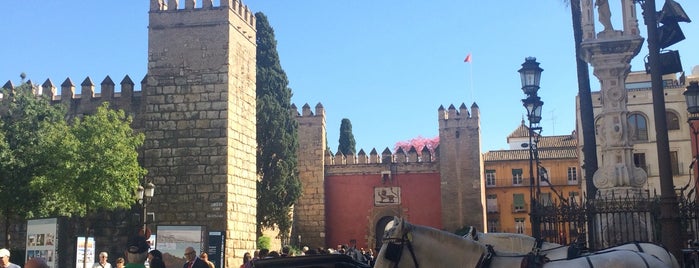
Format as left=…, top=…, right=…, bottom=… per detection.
left=137, top=182, right=155, bottom=236
left=519, top=57, right=544, bottom=239
left=640, top=0, right=684, bottom=259
left=685, top=81, right=699, bottom=196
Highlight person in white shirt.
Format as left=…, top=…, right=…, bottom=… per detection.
left=93, top=252, right=112, bottom=268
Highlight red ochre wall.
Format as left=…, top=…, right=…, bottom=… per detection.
left=324, top=172, right=442, bottom=250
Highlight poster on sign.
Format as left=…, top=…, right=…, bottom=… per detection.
left=26, top=218, right=58, bottom=268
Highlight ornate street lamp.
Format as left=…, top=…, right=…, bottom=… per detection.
left=519, top=56, right=544, bottom=96
left=523, top=95, right=544, bottom=124
left=519, top=57, right=544, bottom=239
left=137, top=182, right=155, bottom=235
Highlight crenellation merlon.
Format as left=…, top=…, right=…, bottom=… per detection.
left=395, top=147, right=408, bottom=163
left=81, top=77, right=95, bottom=103
left=101, top=76, right=115, bottom=100
left=61, top=78, right=76, bottom=103
left=301, top=103, right=313, bottom=116
left=42, top=79, right=56, bottom=100
left=2, top=80, right=13, bottom=90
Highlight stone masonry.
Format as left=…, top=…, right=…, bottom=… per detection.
left=438, top=103, right=485, bottom=232
left=145, top=0, right=257, bottom=264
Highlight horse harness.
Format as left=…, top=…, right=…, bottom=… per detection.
left=383, top=232, right=420, bottom=268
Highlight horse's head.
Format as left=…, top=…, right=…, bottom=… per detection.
left=375, top=217, right=419, bottom=268
left=383, top=216, right=408, bottom=241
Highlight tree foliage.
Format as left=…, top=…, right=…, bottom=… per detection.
left=255, top=12, right=302, bottom=238
left=337, top=118, right=356, bottom=155
left=0, top=82, right=67, bottom=231
left=394, top=135, right=439, bottom=155
left=32, top=102, right=146, bottom=217
left=0, top=81, right=145, bottom=245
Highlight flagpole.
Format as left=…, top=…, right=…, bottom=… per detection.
left=464, top=53, right=473, bottom=103
left=469, top=60, right=473, bottom=103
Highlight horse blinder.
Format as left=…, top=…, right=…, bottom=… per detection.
left=385, top=242, right=404, bottom=262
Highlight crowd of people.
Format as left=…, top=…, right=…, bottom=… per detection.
left=0, top=237, right=377, bottom=268
left=240, top=239, right=376, bottom=268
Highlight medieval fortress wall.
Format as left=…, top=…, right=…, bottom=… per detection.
left=1, top=0, right=485, bottom=260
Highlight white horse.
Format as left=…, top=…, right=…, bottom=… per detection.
left=375, top=217, right=671, bottom=268
left=463, top=226, right=679, bottom=268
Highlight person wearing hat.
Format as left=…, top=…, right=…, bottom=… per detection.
left=124, top=236, right=149, bottom=268
left=0, top=248, right=20, bottom=268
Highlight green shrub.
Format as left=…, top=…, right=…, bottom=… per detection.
left=257, top=236, right=271, bottom=250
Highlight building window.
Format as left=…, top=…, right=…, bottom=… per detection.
left=628, top=113, right=648, bottom=141
left=569, top=191, right=580, bottom=204
left=671, top=151, right=680, bottom=176
left=515, top=218, right=526, bottom=234
left=539, top=192, right=552, bottom=207
left=567, top=167, right=578, bottom=185
left=486, top=194, right=498, bottom=213
left=512, top=169, right=523, bottom=186
left=539, top=166, right=549, bottom=186
left=513, top=193, right=525, bottom=212
left=634, top=153, right=648, bottom=174
left=487, top=219, right=499, bottom=233
left=485, top=170, right=496, bottom=187
left=667, top=111, right=680, bottom=130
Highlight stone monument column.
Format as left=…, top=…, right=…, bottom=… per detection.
left=580, top=0, right=649, bottom=247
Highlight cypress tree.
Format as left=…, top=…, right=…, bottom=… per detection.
left=255, top=12, right=301, bottom=239
left=338, top=118, right=356, bottom=155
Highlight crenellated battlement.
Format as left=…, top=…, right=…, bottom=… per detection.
left=149, top=0, right=255, bottom=30
left=2, top=75, right=145, bottom=122
left=291, top=102, right=325, bottom=118
left=325, top=146, right=437, bottom=166
left=438, top=102, right=480, bottom=130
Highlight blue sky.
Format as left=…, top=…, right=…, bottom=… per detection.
left=2, top=1, right=698, bottom=153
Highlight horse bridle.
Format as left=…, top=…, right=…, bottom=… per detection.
left=382, top=231, right=420, bottom=268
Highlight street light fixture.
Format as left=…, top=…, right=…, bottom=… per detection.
left=137, top=182, right=155, bottom=235
left=519, top=57, right=544, bottom=96
left=519, top=57, right=544, bottom=239
left=523, top=95, right=544, bottom=124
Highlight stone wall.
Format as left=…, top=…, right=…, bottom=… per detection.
left=438, top=103, right=485, bottom=232
left=145, top=0, right=257, bottom=265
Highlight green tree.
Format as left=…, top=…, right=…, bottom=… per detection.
left=338, top=118, right=356, bottom=155
left=0, top=80, right=67, bottom=246
left=32, top=102, right=146, bottom=217
left=255, top=12, right=302, bottom=239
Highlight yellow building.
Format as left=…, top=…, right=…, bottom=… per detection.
left=577, top=68, right=699, bottom=196
left=483, top=121, right=582, bottom=241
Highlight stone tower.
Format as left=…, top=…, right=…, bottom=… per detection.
left=438, top=103, right=485, bottom=232
left=145, top=0, right=257, bottom=263
left=292, top=103, right=327, bottom=249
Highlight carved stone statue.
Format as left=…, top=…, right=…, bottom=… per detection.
left=596, top=0, right=614, bottom=31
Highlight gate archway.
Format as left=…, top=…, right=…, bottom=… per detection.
left=374, top=216, right=395, bottom=252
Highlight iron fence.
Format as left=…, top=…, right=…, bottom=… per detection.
left=533, top=189, right=678, bottom=251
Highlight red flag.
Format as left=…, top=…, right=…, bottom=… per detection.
left=464, top=53, right=472, bottom=63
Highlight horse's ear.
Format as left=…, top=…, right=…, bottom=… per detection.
left=469, top=226, right=478, bottom=240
